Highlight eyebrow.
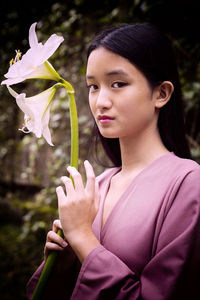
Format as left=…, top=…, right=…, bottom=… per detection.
left=86, top=69, right=129, bottom=79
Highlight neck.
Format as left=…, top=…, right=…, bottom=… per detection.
left=119, top=126, right=169, bottom=175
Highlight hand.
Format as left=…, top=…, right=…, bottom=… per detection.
left=44, top=219, right=68, bottom=261
left=56, top=160, right=100, bottom=262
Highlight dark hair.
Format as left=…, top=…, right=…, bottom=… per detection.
left=87, top=23, right=191, bottom=166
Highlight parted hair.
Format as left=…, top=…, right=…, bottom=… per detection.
left=87, top=23, right=191, bottom=166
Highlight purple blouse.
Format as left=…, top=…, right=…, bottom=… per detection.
left=27, top=153, right=200, bottom=299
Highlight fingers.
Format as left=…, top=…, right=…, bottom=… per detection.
left=56, top=186, right=66, bottom=210
left=57, top=161, right=97, bottom=205
left=84, top=160, right=95, bottom=194
left=44, top=230, right=68, bottom=261
left=60, top=176, right=74, bottom=195
left=66, top=166, right=84, bottom=191
left=95, top=180, right=101, bottom=210
left=52, top=219, right=62, bottom=233
left=61, top=161, right=95, bottom=194
left=44, top=242, right=65, bottom=261
left=46, top=230, right=68, bottom=247
left=45, top=242, right=64, bottom=254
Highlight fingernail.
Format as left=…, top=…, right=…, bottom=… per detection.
left=62, top=241, right=68, bottom=247
left=67, top=166, right=74, bottom=170
left=56, top=186, right=62, bottom=192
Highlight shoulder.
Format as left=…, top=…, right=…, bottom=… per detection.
left=140, top=153, right=200, bottom=202
left=170, top=153, right=199, bottom=169
left=166, top=153, right=200, bottom=189
left=96, top=167, right=120, bottom=184
left=173, top=154, right=200, bottom=183
left=160, top=152, right=200, bottom=178
left=154, top=155, right=200, bottom=225
left=167, top=154, right=200, bottom=201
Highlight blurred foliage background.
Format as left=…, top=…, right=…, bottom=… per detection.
left=0, top=0, right=199, bottom=299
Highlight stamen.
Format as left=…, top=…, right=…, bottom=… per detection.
left=9, top=49, right=22, bottom=66
left=15, top=50, right=22, bottom=62
left=9, top=59, right=15, bottom=66
left=19, top=127, right=31, bottom=134
left=18, top=116, right=33, bottom=134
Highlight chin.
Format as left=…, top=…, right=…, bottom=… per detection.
left=99, top=131, right=120, bottom=139
left=97, top=125, right=122, bottom=139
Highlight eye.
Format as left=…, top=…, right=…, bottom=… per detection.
left=87, top=84, right=98, bottom=93
left=112, top=82, right=128, bottom=88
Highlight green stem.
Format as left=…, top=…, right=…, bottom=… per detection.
left=63, top=81, right=79, bottom=169
left=31, top=80, right=79, bottom=300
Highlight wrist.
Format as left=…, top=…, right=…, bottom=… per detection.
left=67, top=230, right=100, bottom=263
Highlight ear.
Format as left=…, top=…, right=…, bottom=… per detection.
left=154, top=81, right=174, bottom=108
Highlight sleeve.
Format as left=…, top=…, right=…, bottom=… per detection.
left=27, top=261, right=45, bottom=299
left=27, top=245, right=81, bottom=300
left=70, top=168, right=200, bottom=300
left=26, top=169, right=114, bottom=300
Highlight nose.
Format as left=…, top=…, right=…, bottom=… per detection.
left=96, top=88, right=112, bottom=110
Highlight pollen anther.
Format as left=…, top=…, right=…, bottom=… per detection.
left=9, top=49, right=22, bottom=66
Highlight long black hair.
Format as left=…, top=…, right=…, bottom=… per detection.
left=87, top=23, right=191, bottom=166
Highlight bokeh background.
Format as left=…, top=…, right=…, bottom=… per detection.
left=0, top=0, right=200, bottom=299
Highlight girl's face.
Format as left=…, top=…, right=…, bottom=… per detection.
left=86, top=47, right=160, bottom=140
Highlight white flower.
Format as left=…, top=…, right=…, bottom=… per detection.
left=1, top=22, right=64, bottom=85
left=7, top=85, right=58, bottom=145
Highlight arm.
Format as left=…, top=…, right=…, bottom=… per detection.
left=28, top=165, right=200, bottom=300
left=27, top=247, right=81, bottom=300
left=70, top=169, right=200, bottom=300
left=141, top=168, right=200, bottom=299
left=27, top=160, right=101, bottom=299
left=27, top=220, right=81, bottom=300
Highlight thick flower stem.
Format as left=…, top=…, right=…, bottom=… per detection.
left=68, top=92, right=79, bottom=169
left=30, top=231, right=63, bottom=300
left=31, top=81, right=79, bottom=300
left=60, top=80, right=79, bottom=175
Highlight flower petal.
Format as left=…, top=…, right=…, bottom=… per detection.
left=42, top=34, right=64, bottom=62
left=42, top=106, right=54, bottom=146
left=3, top=50, right=35, bottom=80
left=29, top=22, right=38, bottom=48
left=43, top=125, right=54, bottom=146
left=1, top=22, right=64, bottom=85
left=7, top=85, right=18, bottom=97
left=7, top=87, right=34, bottom=120
left=25, top=61, right=60, bottom=81
left=16, top=95, right=35, bottom=122
left=7, top=85, right=56, bottom=144
left=2, top=76, right=26, bottom=85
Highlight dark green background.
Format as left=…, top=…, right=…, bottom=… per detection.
left=0, top=1, right=199, bottom=299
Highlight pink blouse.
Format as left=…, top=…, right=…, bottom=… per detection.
left=27, top=153, right=200, bottom=299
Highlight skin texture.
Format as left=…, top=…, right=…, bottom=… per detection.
left=87, top=47, right=173, bottom=140
left=44, top=47, right=174, bottom=264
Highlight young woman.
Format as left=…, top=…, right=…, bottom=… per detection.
left=27, top=23, right=200, bottom=299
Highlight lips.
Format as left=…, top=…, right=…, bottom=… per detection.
left=98, top=115, right=114, bottom=124
left=98, top=115, right=114, bottom=120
